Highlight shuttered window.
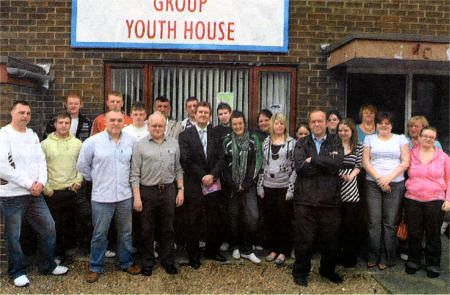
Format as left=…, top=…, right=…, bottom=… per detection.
left=106, top=63, right=297, bottom=132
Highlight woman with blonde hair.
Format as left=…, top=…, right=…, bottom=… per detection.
left=257, top=113, right=297, bottom=266
left=407, top=116, right=442, bottom=150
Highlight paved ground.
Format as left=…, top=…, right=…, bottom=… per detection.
left=0, top=236, right=448, bottom=294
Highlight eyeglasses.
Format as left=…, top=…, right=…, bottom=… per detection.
left=420, top=135, right=436, bottom=140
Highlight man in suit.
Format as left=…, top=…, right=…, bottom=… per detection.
left=153, top=96, right=183, bottom=139
left=179, top=101, right=226, bottom=269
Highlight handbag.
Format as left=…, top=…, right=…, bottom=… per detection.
left=397, top=221, right=408, bottom=240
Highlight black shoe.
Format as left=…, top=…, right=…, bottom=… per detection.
left=141, top=268, right=153, bottom=276
left=205, top=253, right=227, bottom=262
left=189, top=258, right=201, bottom=270
left=426, top=270, right=439, bottom=278
left=319, top=271, right=343, bottom=284
left=164, top=264, right=178, bottom=275
left=293, top=277, right=308, bottom=287
left=405, top=266, right=417, bottom=275
left=61, top=255, right=74, bottom=266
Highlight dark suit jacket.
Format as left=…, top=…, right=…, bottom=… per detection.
left=179, top=124, right=224, bottom=197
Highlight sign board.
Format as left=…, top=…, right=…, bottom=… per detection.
left=216, top=92, right=234, bottom=109
left=71, top=0, right=289, bottom=52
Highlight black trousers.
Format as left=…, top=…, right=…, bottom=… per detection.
left=185, top=190, right=223, bottom=260
left=340, top=201, right=362, bottom=265
left=404, top=198, right=444, bottom=270
left=73, top=180, right=93, bottom=251
left=139, top=184, right=177, bottom=269
left=292, top=204, right=340, bottom=278
left=45, top=189, right=77, bottom=257
left=262, top=187, right=293, bottom=255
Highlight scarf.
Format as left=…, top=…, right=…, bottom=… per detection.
left=231, top=131, right=262, bottom=185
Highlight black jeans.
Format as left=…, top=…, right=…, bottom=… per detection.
left=74, top=180, right=93, bottom=251
left=404, top=198, right=444, bottom=271
left=45, top=189, right=77, bottom=257
left=139, top=184, right=176, bottom=269
left=292, top=204, right=340, bottom=278
left=262, top=187, right=293, bottom=255
left=229, top=185, right=259, bottom=254
left=340, top=201, right=362, bottom=265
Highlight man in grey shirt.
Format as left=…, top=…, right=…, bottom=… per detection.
left=130, top=111, right=184, bottom=276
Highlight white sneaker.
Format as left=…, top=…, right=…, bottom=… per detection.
left=13, top=275, right=30, bottom=287
left=199, top=241, right=206, bottom=248
left=220, top=242, right=230, bottom=252
left=400, top=253, right=408, bottom=261
left=51, top=265, right=68, bottom=275
left=232, top=249, right=241, bottom=259
left=105, top=250, right=116, bottom=258
left=241, top=252, right=261, bottom=264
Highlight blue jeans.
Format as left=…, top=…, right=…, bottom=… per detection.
left=366, top=180, right=405, bottom=266
left=229, top=185, right=259, bottom=254
left=90, top=198, right=133, bottom=273
left=0, top=195, right=57, bottom=279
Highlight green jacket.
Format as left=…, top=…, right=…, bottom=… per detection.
left=41, top=132, right=83, bottom=195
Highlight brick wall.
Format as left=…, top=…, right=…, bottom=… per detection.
left=1, top=0, right=448, bottom=132
left=0, top=0, right=449, bottom=274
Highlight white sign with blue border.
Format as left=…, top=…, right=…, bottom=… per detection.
left=71, top=0, right=289, bottom=52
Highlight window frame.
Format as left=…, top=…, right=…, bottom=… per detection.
left=105, top=61, right=298, bottom=133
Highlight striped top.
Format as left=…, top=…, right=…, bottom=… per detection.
left=339, top=142, right=363, bottom=202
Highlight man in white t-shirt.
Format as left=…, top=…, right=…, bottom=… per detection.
left=123, top=102, right=149, bottom=141
left=0, top=101, right=69, bottom=287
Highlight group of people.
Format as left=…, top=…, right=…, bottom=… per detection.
left=0, top=92, right=448, bottom=288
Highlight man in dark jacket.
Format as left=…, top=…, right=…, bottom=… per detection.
left=179, top=101, right=226, bottom=269
left=43, top=92, right=92, bottom=141
left=292, top=109, right=344, bottom=287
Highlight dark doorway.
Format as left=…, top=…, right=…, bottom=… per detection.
left=347, top=73, right=406, bottom=134
left=412, top=75, right=449, bottom=153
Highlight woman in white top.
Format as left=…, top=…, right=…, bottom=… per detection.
left=363, top=111, right=410, bottom=270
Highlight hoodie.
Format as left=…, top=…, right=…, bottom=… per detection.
left=41, top=132, right=83, bottom=195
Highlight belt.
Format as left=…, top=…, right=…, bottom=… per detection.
left=148, top=183, right=171, bottom=191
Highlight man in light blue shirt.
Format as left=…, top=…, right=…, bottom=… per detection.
left=77, top=110, right=141, bottom=283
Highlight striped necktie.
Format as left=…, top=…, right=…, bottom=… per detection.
left=199, top=129, right=207, bottom=158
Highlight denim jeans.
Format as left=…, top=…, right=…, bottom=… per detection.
left=90, top=198, right=133, bottom=273
left=0, top=195, right=57, bottom=279
left=366, top=180, right=405, bottom=266
left=229, top=185, right=259, bottom=254
left=404, top=198, right=444, bottom=271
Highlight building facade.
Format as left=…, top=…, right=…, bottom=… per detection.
left=0, top=0, right=449, bottom=272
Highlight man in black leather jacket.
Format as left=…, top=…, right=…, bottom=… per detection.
left=292, top=109, right=344, bottom=287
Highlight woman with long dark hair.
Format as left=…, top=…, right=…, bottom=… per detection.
left=337, top=118, right=363, bottom=267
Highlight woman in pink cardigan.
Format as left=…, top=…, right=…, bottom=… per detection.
left=404, top=126, right=450, bottom=278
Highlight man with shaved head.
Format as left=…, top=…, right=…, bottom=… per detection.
left=130, top=111, right=184, bottom=276
left=77, top=110, right=141, bottom=283
left=292, top=109, right=344, bottom=287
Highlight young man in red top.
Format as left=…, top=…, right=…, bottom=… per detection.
left=91, top=91, right=133, bottom=135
